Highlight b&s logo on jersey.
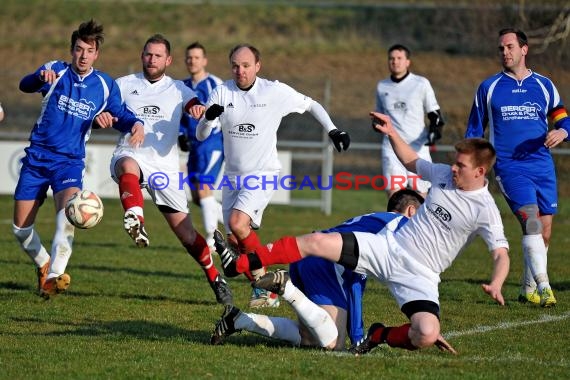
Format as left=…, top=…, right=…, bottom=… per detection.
left=137, top=105, right=162, bottom=121
left=426, top=202, right=452, bottom=231
left=229, top=124, right=259, bottom=139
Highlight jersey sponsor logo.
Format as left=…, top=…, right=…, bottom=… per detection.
left=251, top=103, right=266, bottom=108
left=62, top=178, right=79, bottom=184
left=500, top=102, right=541, bottom=121
left=138, top=105, right=160, bottom=115
left=57, top=95, right=96, bottom=120
left=73, top=82, right=87, bottom=88
left=393, top=101, right=407, bottom=111
left=228, top=124, right=258, bottom=139
left=426, top=202, right=452, bottom=230
left=512, top=88, right=527, bottom=94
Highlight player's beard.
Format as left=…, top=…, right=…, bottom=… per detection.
left=144, top=65, right=166, bottom=82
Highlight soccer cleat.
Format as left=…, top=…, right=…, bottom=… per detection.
left=213, top=230, right=239, bottom=277
left=40, top=273, right=71, bottom=300
left=253, top=269, right=289, bottom=296
left=539, top=287, right=557, bottom=308
left=211, top=304, right=242, bottom=345
left=210, top=275, right=234, bottom=305
left=518, top=289, right=540, bottom=305
left=248, top=287, right=280, bottom=308
left=36, top=262, right=50, bottom=294
left=349, top=323, right=386, bottom=356
left=123, top=210, right=149, bottom=248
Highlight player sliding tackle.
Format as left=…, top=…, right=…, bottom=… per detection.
left=216, top=111, right=510, bottom=354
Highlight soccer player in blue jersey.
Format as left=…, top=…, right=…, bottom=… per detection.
left=210, top=190, right=425, bottom=350
left=178, top=42, right=224, bottom=253
left=466, top=28, right=570, bottom=307
left=12, top=20, right=145, bottom=299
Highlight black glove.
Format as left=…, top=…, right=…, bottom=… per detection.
left=425, top=110, right=445, bottom=146
left=205, top=104, right=224, bottom=121
left=328, top=129, right=350, bottom=152
left=178, top=134, right=189, bottom=152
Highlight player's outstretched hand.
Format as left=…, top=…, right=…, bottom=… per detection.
left=435, top=334, right=457, bottom=355
left=205, top=104, right=224, bottom=120
left=328, top=129, right=350, bottom=152
left=481, top=283, right=505, bottom=306
left=370, top=112, right=395, bottom=135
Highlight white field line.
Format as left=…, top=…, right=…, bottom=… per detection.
left=444, top=311, right=570, bottom=338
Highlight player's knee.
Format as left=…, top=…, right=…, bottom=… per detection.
left=516, top=204, right=542, bottom=235
left=410, top=319, right=440, bottom=349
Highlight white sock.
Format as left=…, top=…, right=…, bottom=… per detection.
left=282, top=280, right=338, bottom=347
left=200, top=196, right=222, bottom=246
left=235, top=312, right=301, bottom=346
left=522, top=234, right=550, bottom=291
left=521, top=244, right=537, bottom=293
left=13, top=224, right=50, bottom=267
left=49, top=209, right=75, bottom=278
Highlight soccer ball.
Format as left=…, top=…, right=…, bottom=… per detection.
left=65, top=190, right=104, bottom=229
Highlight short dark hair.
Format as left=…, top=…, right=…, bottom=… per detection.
left=455, top=138, right=496, bottom=172
left=144, top=34, right=171, bottom=55
left=186, top=41, right=206, bottom=56
left=388, top=44, right=411, bottom=59
left=387, top=189, right=424, bottom=213
left=229, top=44, right=261, bottom=63
left=499, top=28, right=528, bottom=47
left=71, top=19, right=104, bottom=51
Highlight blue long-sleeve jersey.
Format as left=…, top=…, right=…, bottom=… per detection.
left=20, top=60, right=142, bottom=159
left=465, top=70, right=570, bottom=168
left=179, top=75, right=222, bottom=150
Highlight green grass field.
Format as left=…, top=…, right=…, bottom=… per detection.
left=1, top=190, right=569, bottom=379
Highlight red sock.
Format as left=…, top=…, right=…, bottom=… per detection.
left=385, top=324, right=417, bottom=351
left=238, top=230, right=261, bottom=254
left=185, top=233, right=219, bottom=283
left=235, top=236, right=302, bottom=273
left=119, top=173, right=144, bottom=222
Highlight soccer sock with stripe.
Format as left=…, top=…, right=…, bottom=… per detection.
left=184, top=233, right=219, bottom=283
left=235, top=236, right=302, bottom=273
left=118, top=173, right=144, bottom=222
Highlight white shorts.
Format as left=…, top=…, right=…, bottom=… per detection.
left=221, top=174, right=276, bottom=231
left=110, top=152, right=189, bottom=213
left=382, top=145, right=432, bottom=193
left=352, top=229, right=440, bottom=308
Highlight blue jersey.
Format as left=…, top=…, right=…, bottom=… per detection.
left=179, top=74, right=223, bottom=153
left=465, top=70, right=570, bottom=171
left=289, top=212, right=407, bottom=344
left=20, top=60, right=141, bottom=160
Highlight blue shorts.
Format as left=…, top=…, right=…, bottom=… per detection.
left=14, top=147, right=84, bottom=201
left=187, top=146, right=224, bottom=185
left=289, top=256, right=349, bottom=308
left=495, top=163, right=557, bottom=215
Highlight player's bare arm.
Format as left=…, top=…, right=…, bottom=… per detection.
left=370, top=111, right=419, bottom=172
left=481, top=247, right=509, bottom=305
left=128, top=122, right=145, bottom=148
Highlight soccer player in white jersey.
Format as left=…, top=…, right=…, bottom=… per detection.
left=210, top=190, right=429, bottom=351
left=466, top=28, right=570, bottom=308
left=217, top=111, right=510, bottom=354
left=376, top=44, right=445, bottom=198
left=196, top=43, right=350, bottom=308
left=97, top=34, right=232, bottom=305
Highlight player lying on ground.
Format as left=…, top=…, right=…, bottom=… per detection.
left=215, top=112, right=509, bottom=354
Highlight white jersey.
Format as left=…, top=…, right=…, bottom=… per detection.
left=113, top=72, right=197, bottom=171
left=395, top=159, right=509, bottom=274
left=376, top=72, right=440, bottom=151
left=206, top=77, right=312, bottom=176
